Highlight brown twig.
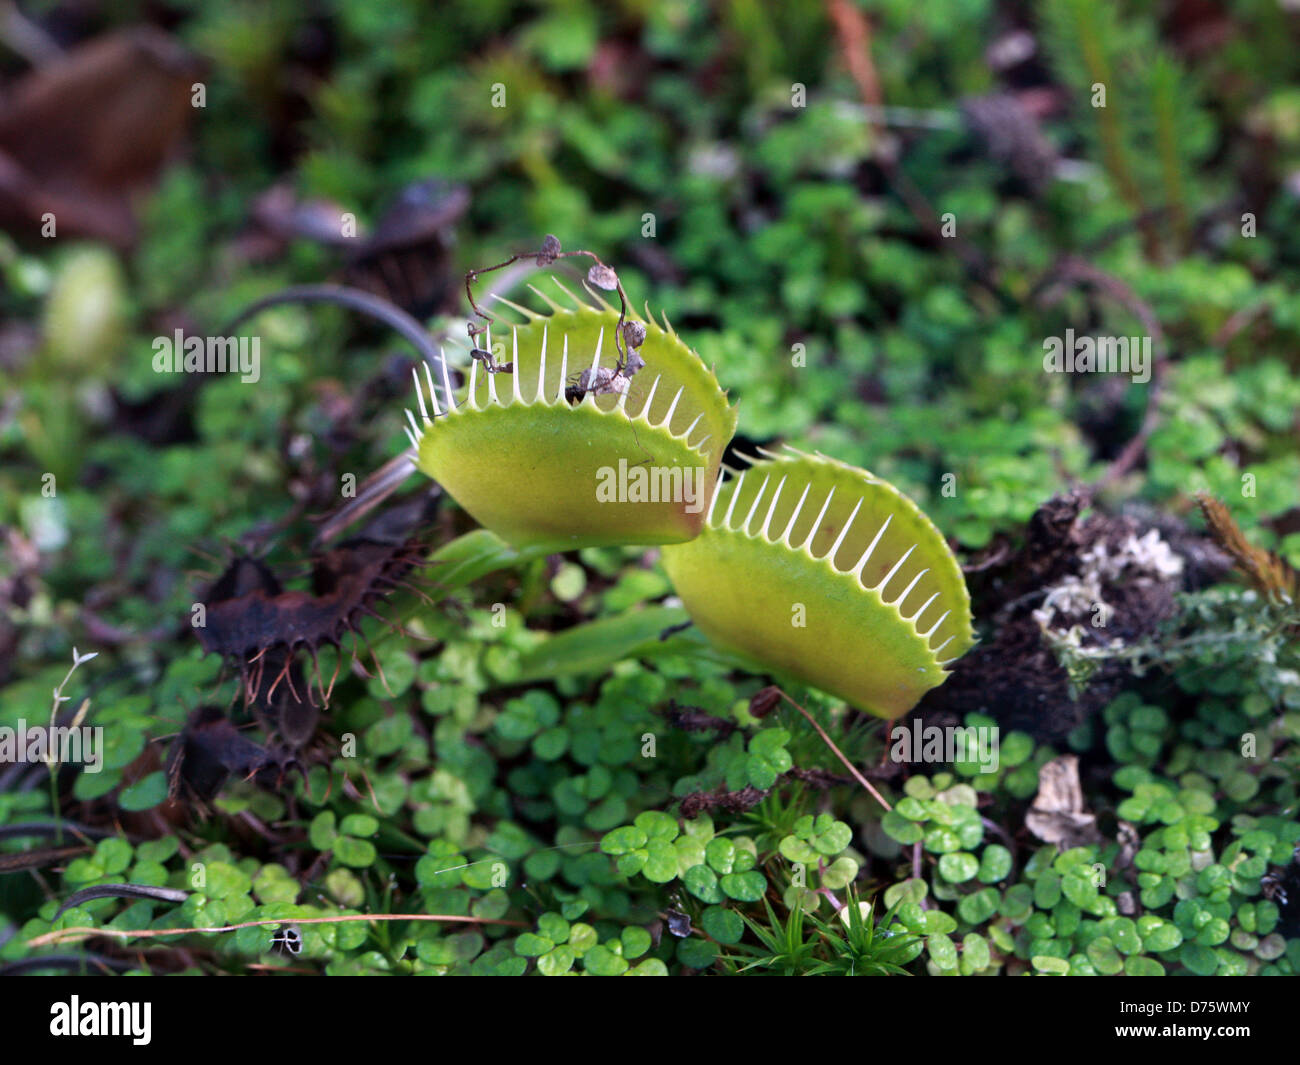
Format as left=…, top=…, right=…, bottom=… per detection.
left=465, top=237, right=633, bottom=371
left=1210, top=300, right=1270, bottom=348
left=825, top=0, right=1008, bottom=307
left=775, top=689, right=891, bottom=812
left=1033, top=256, right=1169, bottom=494
left=826, top=0, right=882, bottom=124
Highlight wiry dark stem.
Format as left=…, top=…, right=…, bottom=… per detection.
left=464, top=238, right=632, bottom=372
left=222, top=284, right=443, bottom=368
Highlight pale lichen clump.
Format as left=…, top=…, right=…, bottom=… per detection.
left=661, top=448, right=974, bottom=719
left=1033, top=528, right=1185, bottom=647
left=409, top=280, right=737, bottom=551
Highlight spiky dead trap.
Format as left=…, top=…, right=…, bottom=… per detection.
left=175, top=495, right=438, bottom=800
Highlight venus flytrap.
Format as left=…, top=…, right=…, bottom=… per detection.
left=409, top=280, right=736, bottom=551
left=26, top=255, right=986, bottom=975
left=660, top=448, right=975, bottom=719
left=318, top=249, right=977, bottom=732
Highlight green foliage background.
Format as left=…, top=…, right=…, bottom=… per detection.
left=1, top=0, right=1298, bottom=975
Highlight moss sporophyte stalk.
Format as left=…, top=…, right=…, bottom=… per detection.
left=408, top=279, right=974, bottom=716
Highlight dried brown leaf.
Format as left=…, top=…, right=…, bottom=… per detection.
left=1195, top=493, right=1297, bottom=605
left=1025, top=754, right=1098, bottom=846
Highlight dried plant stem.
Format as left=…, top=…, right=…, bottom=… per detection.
left=28, top=911, right=527, bottom=949
left=1033, top=257, right=1168, bottom=494
left=826, top=0, right=1008, bottom=307
left=775, top=689, right=892, bottom=812
left=465, top=238, right=632, bottom=370
left=222, top=283, right=444, bottom=367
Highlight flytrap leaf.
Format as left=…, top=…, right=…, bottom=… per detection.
left=408, top=280, right=737, bottom=551
left=660, top=448, right=975, bottom=719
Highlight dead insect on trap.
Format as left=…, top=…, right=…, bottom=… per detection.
left=407, top=280, right=736, bottom=551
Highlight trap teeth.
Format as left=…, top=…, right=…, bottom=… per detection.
left=411, top=282, right=738, bottom=550
left=660, top=449, right=974, bottom=719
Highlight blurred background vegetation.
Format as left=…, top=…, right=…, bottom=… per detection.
left=0, top=0, right=1298, bottom=976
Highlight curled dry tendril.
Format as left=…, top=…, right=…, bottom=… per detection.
left=464, top=234, right=636, bottom=373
